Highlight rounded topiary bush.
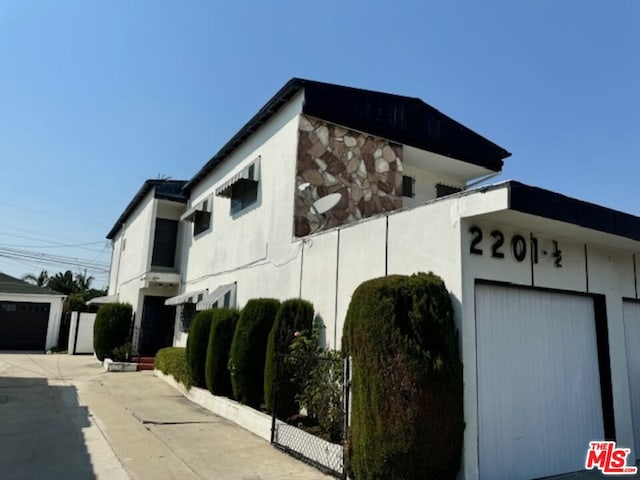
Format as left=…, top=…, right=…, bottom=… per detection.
left=205, top=308, right=240, bottom=397
left=155, top=347, right=193, bottom=389
left=93, top=302, right=132, bottom=361
left=186, top=309, right=215, bottom=388
left=342, top=272, right=463, bottom=480
left=264, top=298, right=314, bottom=415
left=229, top=298, right=280, bottom=407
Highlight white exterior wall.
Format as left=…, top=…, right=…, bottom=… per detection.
left=402, top=163, right=465, bottom=207
left=173, top=93, right=305, bottom=345
left=460, top=212, right=640, bottom=478
left=0, top=293, right=65, bottom=350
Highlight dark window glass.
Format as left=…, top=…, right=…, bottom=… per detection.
left=223, top=291, right=231, bottom=308
left=230, top=180, right=258, bottom=214
left=180, top=303, right=196, bottom=331
left=193, top=210, right=211, bottom=236
left=152, top=218, right=179, bottom=267
left=436, top=183, right=462, bottom=198
left=402, top=175, right=415, bottom=198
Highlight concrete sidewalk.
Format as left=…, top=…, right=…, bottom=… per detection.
left=0, top=353, right=331, bottom=480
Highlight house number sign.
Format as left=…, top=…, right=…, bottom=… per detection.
left=468, top=226, right=562, bottom=267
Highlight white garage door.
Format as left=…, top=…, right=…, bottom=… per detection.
left=476, top=284, right=605, bottom=480
left=623, top=300, right=640, bottom=462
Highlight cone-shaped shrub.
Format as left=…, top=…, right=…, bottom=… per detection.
left=264, top=298, right=314, bottom=415
left=229, top=298, right=280, bottom=407
left=205, top=308, right=239, bottom=396
left=93, top=303, right=132, bottom=361
left=342, top=272, right=463, bottom=480
left=186, top=309, right=214, bottom=388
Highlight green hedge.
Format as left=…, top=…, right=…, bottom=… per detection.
left=205, top=308, right=240, bottom=397
left=93, top=303, right=132, bottom=361
left=342, top=272, right=463, bottom=480
left=264, top=298, right=314, bottom=415
left=186, top=310, right=215, bottom=388
left=229, top=298, right=280, bottom=407
left=155, top=347, right=193, bottom=389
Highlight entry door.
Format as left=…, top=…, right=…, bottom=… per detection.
left=475, top=284, right=604, bottom=480
left=624, top=300, right=640, bottom=461
left=139, top=296, right=176, bottom=356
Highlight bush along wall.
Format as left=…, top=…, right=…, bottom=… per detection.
left=342, top=272, right=463, bottom=480
left=264, top=298, right=314, bottom=416
left=205, top=308, right=240, bottom=397
left=186, top=309, right=215, bottom=388
left=155, top=347, right=193, bottom=389
left=229, top=298, right=280, bottom=407
left=93, top=303, right=133, bottom=361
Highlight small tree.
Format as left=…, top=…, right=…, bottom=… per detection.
left=186, top=310, right=215, bottom=388
left=229, top=298, right=280, bottom=407
left=264, top=298, right=314, bottom=415
left=205, top=308, right=239, bottom=396
left=93, top=303, right=132, bottom=361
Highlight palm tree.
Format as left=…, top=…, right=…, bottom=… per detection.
left=74, top=270, right=94, bottom=292
left=47, top=270, right=77, bottom=295
left=22, top=270, right=49, bottom=288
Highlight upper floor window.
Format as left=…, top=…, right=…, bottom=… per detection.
left=435, top=183, right=462, bottom=198
left=151, top=218, right=178, bottom=268
left=180, top=196, right=212, bottom=237
left=215, top=157, right=260, bottom=215
left=402, top=175, right=415, bottom=198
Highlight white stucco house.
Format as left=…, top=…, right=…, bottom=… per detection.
left=105, top=78, right=640, bottom=479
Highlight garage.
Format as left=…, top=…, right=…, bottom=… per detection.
left=623, top=299, right=640, bottom=462
left=0, top=301, right=50, bottom=350
left=475, top=283, right=607, bottom=480
left=0, top=273, right=66, bottom=351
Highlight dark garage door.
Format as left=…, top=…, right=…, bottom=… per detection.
left=0, top=301, right=49, bottom=350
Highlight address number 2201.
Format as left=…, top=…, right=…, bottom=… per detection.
left=468, top=226, right=562, bottom=267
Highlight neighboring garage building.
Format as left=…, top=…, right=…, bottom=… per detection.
left=0, top=273, right=66, bottom=351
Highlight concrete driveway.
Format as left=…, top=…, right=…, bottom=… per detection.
left=0, top=353, right=331, bottom=480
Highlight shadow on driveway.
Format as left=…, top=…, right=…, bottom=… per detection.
left=0, top=376, right=95, bottom=480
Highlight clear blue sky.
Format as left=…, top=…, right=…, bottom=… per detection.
left=1, top=1, right=638, bottom=289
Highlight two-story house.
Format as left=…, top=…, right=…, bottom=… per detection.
left=106, top=179, right=187, bottom=356
left=106, top=78, right=640, bottom=480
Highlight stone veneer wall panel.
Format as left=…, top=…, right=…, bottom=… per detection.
left=294, top=115, right=403, bottom=237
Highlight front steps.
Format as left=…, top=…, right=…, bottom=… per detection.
left=132, top=356, right=155, bottom=371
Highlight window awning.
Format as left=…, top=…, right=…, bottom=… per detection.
left=165, top=289, right=208, bottom=306
left=215, top=157, right=260, bottom=198
left=180, top=206, right=197, bottom=222
left=86, top=294, right=118, bottom=305
left=196, top=283, right=236, bottom=311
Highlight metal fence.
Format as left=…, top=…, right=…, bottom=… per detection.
left=270, top=353, right=350, bottom=479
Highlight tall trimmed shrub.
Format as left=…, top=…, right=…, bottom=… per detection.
left=264, top=298, right=314, bottom=415
left=229, top=298, right=280, bottom=407
left=93, top=303, right=132, bottom=361
left=342, top=272, right=463, bottom=480
left=205, top=308, right=239, bottom=396
left=186, top=310, right=214, bottom=388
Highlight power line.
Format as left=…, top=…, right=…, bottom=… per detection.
left=0, top=232, right=108, bottom=253
left=0, top=247, right=110, bottom=273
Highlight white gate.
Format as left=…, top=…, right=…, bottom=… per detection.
left=623, top=300, right=640, bottom=462
left=68, top=312, right=97, bottom=354
left=475, top=284, right=604, bottom=480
